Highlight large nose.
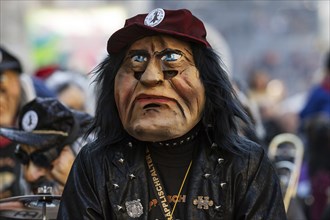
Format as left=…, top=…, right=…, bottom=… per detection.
left=139, top=59, right=164, bottom=87
left=24, top=163, right=48, bottom=182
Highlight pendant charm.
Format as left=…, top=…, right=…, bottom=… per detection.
left=193, top=196, right=214, bottom=209
left=125, top=199, right=143, bottom=218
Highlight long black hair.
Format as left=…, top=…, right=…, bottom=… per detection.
left=193, top=45, right=252, bottom=153
left=88, top=43, right=253, bottom=154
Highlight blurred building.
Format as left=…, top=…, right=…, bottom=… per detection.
left=1, top=0, right=329, bottom=97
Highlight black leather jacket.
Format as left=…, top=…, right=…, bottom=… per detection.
left=58, top=130, right=286, bottom=220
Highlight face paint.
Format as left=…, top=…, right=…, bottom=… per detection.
left=115, top=35, right=205, bottom=142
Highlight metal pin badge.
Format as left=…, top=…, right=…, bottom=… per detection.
left=125, top=199, right=143, bottom=218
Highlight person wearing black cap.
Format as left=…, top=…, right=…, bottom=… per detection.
left=58, top=8, right=286, bottom=219
left=0, top=46, right=36, bottom=199
left=0, top=97, right=93, bottom=196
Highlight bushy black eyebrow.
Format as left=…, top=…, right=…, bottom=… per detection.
left=126, top=48, right=184, bottom=60
left=155, top=48, right=183, bottom=58
left=127, top=50, right=149, bottom=58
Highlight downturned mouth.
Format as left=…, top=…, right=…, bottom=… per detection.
left=143, top=103, right=161, bottom=109
left=134, top=94, right=185, bottom=117
left=135, top=95, right=173, bottom=104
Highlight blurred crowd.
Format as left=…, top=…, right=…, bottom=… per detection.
left=234, top=50, right=330, bottom=220
left=0, top=41, right=329, bottom=220
left=0, top=46, right=95, bottom=199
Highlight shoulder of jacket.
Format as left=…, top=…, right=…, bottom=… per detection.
left=223, top=139, right=265, bottom=169
left=79, top=141, right=122, bottom=158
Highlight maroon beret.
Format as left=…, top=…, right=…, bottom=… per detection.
left=107, top=8, right=211, bottom=53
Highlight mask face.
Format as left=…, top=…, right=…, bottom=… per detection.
left=115, top=35, right=205, bottom=142
left=15, top=145, right=58, bottom=168
left=0, top=70, right=21, bottom=127
left=17, top=144, right=75, bottom=195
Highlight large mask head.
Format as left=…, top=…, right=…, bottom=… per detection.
left=115, top=35, right=205, bottom=142
left=108, top=8, right=210, bottom=142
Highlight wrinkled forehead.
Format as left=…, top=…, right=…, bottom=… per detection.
left=127, top=35, right=192, bottom=53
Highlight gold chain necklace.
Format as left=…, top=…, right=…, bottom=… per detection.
left=170, top=160, right=192, bottom=219
left=146, top=148, right=193, bottom=220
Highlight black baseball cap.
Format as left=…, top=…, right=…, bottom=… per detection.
left=0, top=97, right=93, bottom=149
left=0, top=46, right=22, bottom=73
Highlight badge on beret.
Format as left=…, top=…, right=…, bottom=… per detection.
left=22, top=110, right=38, bottom=132
left=144, top=8, right=165, bottom=27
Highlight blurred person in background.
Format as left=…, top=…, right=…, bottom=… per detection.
left=231, top=77, right=265, bottom=146
left=304, top=114, right=330, bottom=220
left=247, top=68, right=272, bottom=107
left=0, top=46, right=36, bottom=199
left=299, top=51, right=330, bottom=121
left=231, top=79, right=307, bottom=220
left=246, top=67, right=288, bottom=147
left=0, top=97, right=93, bottom=197
left=299, top=52, right=330, bottom=220
left=35, top=66, right=95, bottom=114
left=32, top=76, right=57, bottom=98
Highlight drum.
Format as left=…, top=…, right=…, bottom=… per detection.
left=0, top=194, right=61, bottom=220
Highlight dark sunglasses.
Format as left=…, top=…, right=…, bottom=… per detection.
left=14, top=145, right=61, bottom=168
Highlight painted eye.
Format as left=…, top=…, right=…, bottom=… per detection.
left=163, top=70, right=178, bottom=79
left=131, top=55, right=147, bottom=63
left=161, top=52, right=182, bottom=62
